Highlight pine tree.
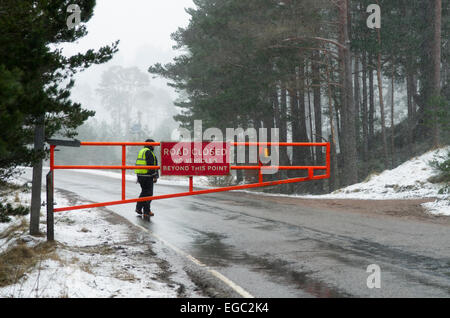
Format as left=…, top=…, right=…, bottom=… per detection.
left=0, top=0, right=119, bottom=234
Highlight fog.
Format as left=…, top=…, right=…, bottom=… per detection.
left=59, top=0, right=195, bottom=142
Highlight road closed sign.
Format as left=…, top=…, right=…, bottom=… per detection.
left=161, top=142, right=230, bottom=176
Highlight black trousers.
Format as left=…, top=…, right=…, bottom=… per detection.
left=136, top=176, right=154, bottom=213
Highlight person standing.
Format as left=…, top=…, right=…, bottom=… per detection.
left=135, top=139, right=159, bottom=219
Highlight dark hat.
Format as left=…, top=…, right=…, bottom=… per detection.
left=145, top=139, right=155, bottom=150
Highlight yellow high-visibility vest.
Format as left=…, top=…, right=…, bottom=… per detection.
left=135, top=148, right=156, bottom=175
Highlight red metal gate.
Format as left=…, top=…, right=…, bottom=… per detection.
left=49, top=141, right=330, bottom=213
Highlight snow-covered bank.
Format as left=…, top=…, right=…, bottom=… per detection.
left=234, top=147, right=449, bottom=216
left=313, top=146, right=449, bottom=216
left=252, top=146, right=448, bottom=216
left=322, top=147, right=448, bottom=198
left=0, top=182, right=196, bottom=298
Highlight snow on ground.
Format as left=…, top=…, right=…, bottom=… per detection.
left=421, top=199, right=450, bottom=217
left=311, top=146, right=449, bottom=216
left=319, top=147, right=449, bottom=199
left=277, top=146, right=448, bottom=216
left=0, top=179, right=186, bottom=298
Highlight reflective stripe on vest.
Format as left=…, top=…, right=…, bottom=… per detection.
left=135, top=148, right=156, bottom=175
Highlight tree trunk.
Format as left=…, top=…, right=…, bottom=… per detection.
left=340, top=0, right=358, bottom=185
left=406, top=71, right=416, bottom=155
left=362, top=51, right=369, bottom=174
left=368, top=54, right=375, bottom=147
left=354, top=55, right=361, bottom=146
left=417, top=0, right=435, bottom=139
left=376, top=23, right=389, bottom=169
left=312, top=51, right=323, bottom=163
left=391, top=63, right=395, bottom=168
left=412, top=75, right=417, bottom=121
left=296, top=59, right=311, bottom=167
left=326, top=52, right=339, bottom=191
left=279, top=84, right=290, bottom=166
left=312, top=51, right=324, bottom=192
left=289, top=86, right=300, bottom=167
left=432, top=0, right=442, bottom=147
left=338, top=2, right=347, bottom=167
left=306, top=61, right=315, bottom=162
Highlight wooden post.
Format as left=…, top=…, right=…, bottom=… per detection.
left=30, top=116, right=45, bottom=235
left=46, top=171, right=54, bottom=241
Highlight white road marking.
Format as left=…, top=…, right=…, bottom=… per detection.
left=134, top=224, right=254, bottom=298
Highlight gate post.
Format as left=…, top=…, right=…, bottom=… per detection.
left=46, top=171, right=54, bottom=241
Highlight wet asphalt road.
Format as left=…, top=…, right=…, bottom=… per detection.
left=27, top=169, right=450, bottom=297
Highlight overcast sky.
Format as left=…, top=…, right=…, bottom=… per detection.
left=61, top=0, right=195, bottom=118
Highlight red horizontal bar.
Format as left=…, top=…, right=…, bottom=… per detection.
left=80, top=142, right=161, bottom=146
left=54, top=174, right=328, bottom=213
left=53, top=165, right=160, bottom=170
left=232, top=142, right=328, bottom=147
left=232, top=166, right=327, bottom=170
left=78, top=141, right=326, bottom=147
